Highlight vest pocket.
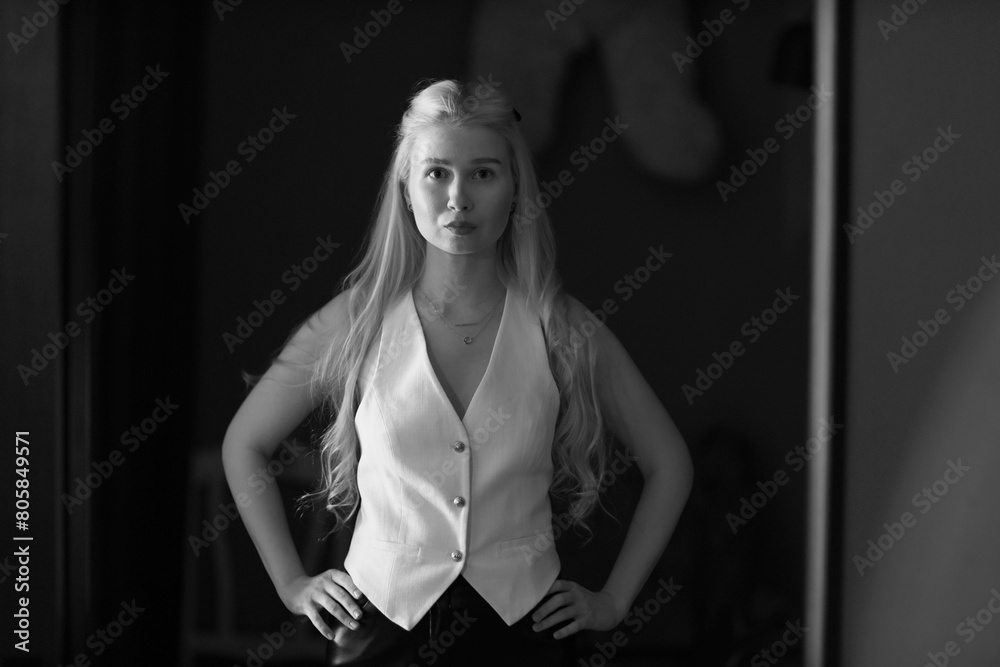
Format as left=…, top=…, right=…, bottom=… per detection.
left=362, top=537, right=421, bottom=558
left=496, top=531, right=555, bottom=562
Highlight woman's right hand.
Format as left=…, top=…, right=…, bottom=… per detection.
left=280, top=569, right=366, bottom=640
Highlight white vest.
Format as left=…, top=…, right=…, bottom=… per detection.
left=344, top=286, right=562, bottom=630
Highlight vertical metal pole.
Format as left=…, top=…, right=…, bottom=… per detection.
left=807, top=0, right=842, bottom=664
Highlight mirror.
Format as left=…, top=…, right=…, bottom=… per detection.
left=187, top=2, right=817, bottom=664
left=2, top=1, right=825, bottom=665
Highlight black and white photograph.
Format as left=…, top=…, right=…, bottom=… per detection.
left=2, top=1, right=998, bottom=665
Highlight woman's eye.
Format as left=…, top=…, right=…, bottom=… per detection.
left=474, top=168, right=494, bottom=179
left=426, top=168, right=447, bottom=179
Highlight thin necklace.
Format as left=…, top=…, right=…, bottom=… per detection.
left=416, top=287, right=505, bottom=345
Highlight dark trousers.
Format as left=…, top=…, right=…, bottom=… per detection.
left=325, top=576, right=576, bottom=666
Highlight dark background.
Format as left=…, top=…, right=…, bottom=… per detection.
left=0, top=0, right=836, bottom=665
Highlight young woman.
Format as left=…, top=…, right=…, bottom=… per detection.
left=222, top=79, right=692, bottom=666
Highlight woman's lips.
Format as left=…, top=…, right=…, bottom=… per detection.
left=445, top=222, right=476, bottom=235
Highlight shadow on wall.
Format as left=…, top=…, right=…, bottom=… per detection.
left=843, top=278, right=1000, bottom=665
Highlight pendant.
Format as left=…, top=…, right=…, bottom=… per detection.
left=463, top=336, right=473, bottom=344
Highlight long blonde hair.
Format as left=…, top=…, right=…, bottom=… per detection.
left=305, top=79, right=611, bottom=535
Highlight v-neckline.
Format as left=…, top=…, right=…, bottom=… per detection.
left=408, top=286, right=510, bottom=425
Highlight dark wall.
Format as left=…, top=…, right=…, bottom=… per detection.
left=4, top=0, right=207, bottom=664
left=839, top=1, right=1000, bottom=664
left=58, top=4, right=207, bottom=667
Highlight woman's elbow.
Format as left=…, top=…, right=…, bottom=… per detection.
left=675, top=448, right=694, bottom=500
left=645, top=441, right=694, bottom=499
left=220, top=422, right=262, bottom=472
left=220, top=431, right=243, bottom=476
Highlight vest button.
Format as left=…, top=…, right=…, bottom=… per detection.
left=452, top=496, right=466, bottom=508
left=452, top=441, right=466, bottom=452
left=450, top=550, right=463, bottom=562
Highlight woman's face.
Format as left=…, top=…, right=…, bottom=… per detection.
left=405, top=124, right=516, bottom=258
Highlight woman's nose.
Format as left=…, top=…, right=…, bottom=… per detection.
left=447, top=181, right=471, bottom=211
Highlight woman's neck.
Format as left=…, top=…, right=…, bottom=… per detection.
left=415, top=244, right=506, bottom=317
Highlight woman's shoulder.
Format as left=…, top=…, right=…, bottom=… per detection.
left=287, top=287, right=356, bottom=357
left=311, top=286, right=354, bottom=332
left=551, top=290, right=624, bottom=361
left=553, top=291, right=596, bottom=330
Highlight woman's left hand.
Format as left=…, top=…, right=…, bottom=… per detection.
left=530, top=579, right=625, bottom=639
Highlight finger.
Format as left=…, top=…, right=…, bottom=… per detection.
left=314, top=590, right=360, bottom=630
left=327, top=569, right=363, bottom=600
left=305, top=607, right=337, bottom=641
left=545, top=578, right=571, bottom=595
left=552, top=619, right=582, bottom=640
left=531, top=591, right=572, bottom=624
left=532, top=604, right=577, bottom=633
left=322, top=579, right=364, bottom=620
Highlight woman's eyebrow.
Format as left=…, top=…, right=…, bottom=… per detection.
left=419, top=157, right=504, bottom=166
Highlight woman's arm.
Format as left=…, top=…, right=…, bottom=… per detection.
left=532, top=296, right=693, bottom=638
left=221, top=289, right=365, bottom=638
left=590, top=310, right=693, bottom=619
